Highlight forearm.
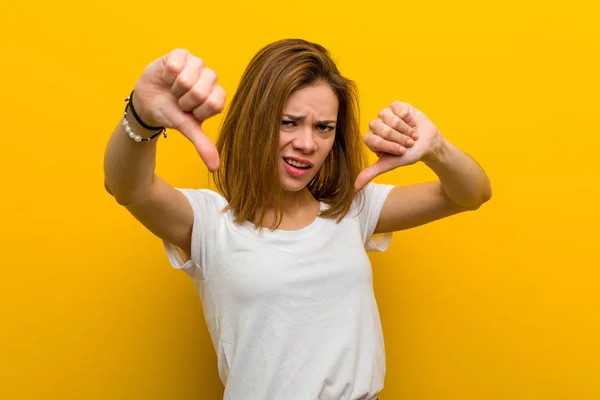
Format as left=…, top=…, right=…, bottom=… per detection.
left=422, top=137, right=492, bottom=209
left=103, top=105, right=160, bottom=205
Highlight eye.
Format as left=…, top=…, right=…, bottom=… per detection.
left=316, top=124, right=335, bottom=132
left=282, top=120, right=296, bottom=127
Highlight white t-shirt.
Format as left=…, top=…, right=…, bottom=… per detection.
left=163, top=182, right=394, bottom=400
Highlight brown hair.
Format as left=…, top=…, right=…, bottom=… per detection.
left=213, top=38, right=367, bottom=229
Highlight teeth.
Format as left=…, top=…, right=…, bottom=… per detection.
left=285, top=158, right=310, bottom=168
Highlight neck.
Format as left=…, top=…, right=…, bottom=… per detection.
left=280, top=187, right=316, bottom=215
left=252, top=188, right=319, bottom=228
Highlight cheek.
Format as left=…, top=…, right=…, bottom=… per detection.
left=315, top=139, right=335, bottom=167
left=322, top=136, right=336, bottom=155
left=328, top=135, right=336, bottom=149
left=279, top=130, right=294, bottom=151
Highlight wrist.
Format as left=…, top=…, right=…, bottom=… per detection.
left=125, top=104, right=162, bottom=139
left=130, top=90, right=161, bottom=129
left=422, top=133, right=448, bottom=166
left=123, top=90, right=167, bottom=142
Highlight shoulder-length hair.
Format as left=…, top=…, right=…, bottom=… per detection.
left=213, top=38, right=367, bottom=229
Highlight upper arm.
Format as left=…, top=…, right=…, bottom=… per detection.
left=119, top=176, right=194, bottom=256
left=374, top=181, right=473, bottom=234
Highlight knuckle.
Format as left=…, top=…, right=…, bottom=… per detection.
left=206, top=68, right=218, bottom=82
left=206, top=96, right=224, bottom=113
left=191, top=107, right=203, bottom=120
left=165, top=49, right=187, bottom=72
left=391, top=101, right=407, bottom=114
left=176, top=75, right=194, bottom=90
left=165, top=58, right=184, bottom=75
left=365, top=138, right=377, bottom=151
left=191, top=86, right=210, bottom=103
left=217, top=86, right=227, bottom=104
left=169, top=48, right=186, bottom=57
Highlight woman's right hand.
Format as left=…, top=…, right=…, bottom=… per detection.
left=132, top=49, right=226, bottom=171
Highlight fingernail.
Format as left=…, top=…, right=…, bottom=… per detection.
left=398, top=146, right=406, bottom=154
left=407, top=138, right=414, bottom=146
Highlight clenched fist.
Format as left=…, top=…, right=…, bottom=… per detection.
left=132, top=49, right=226, bottom=171
left=355, top=101, right=443, bottom=190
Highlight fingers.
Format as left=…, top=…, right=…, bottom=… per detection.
left=161, top=49, right=221, bottom=115
left=365, top=101, right=421, bottom=156
left=157, top=49, right=223, bottom=171
left=161, top=49, right=189, bottom=88
left=178, top=67, right=218, bottom=112
left=378, top=107, right=418, bottom=141
left=192, top=85, right=226, bottom=121
left=170, top=112, right=221, bottom=172
left=364, top=130, right=406, bottom=155
left=354, top=167, right=376, bottom=191
left=369, top=115, right=415, bottom=149
left=390, top=101, right=418, bottom=133
left=171, top=56, right=205, bottom=99
left=354, top=159, right=395, bottom=191
left=187, top=127, right=221, bottom=172
left=366, top=114, right=415, bottom=155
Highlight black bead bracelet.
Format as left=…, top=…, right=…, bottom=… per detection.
left=123, top=91, right=167, bottom=142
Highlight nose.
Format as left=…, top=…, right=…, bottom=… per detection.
left=292, top=125, right=318, bottom=154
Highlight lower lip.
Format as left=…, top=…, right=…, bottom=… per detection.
left=283, top=159, right=312, bottom=177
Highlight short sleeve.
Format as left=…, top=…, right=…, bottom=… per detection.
left=354, top=182, right=395, bottom=252
left=162, top=188, right=225, bottom=282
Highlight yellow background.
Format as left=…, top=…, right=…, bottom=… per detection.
left=1, top=0, right=598, bottom=399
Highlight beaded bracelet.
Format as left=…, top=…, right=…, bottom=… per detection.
left=122, top=91, right=167, bottom=142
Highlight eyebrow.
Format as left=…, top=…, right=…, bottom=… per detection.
left=283, top=114, right=336, bottom=125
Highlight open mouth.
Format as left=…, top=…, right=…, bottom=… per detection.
left=283, top=158, right=312, bottom=169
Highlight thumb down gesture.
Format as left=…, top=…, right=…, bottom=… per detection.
left=355, top=101, right=442, bottom=191
left=132, top=48, right=226, bottom=171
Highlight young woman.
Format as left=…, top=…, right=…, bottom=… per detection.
left=104, top=39, right=491, bottom=400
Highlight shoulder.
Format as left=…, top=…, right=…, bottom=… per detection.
left=173, top=188, right=233, bottom=229
left=350, top=182, right=395, bottom=216
left=176, top=187, right=228, bottom=209
left=340, top=182, right=396, bottom=252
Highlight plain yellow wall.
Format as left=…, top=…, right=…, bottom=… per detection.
left=1, top=0, right=598, bottom=399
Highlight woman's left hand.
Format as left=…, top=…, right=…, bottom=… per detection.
left=354, top=101, right=443, bottom=191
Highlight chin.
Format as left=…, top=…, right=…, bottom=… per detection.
left=279, top=176, right=310, bottom=192
left=278, top=168, right=318, bottom=192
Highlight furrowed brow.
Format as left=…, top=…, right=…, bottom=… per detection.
left=283, top=114, right=304, bottom=121
left=283, top=114, right=336, bottom=124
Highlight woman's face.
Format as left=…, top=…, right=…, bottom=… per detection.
left=278, top=82, right=338, bottom=193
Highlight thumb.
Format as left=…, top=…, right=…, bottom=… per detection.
left=173, top=113, right=220, bottom=172
left=354, top=158, right=395, bottom=191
